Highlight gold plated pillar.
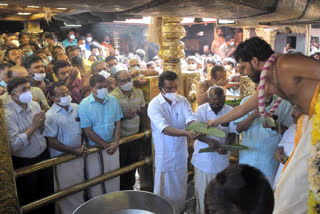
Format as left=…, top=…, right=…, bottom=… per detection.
left=113, top=32, right=120, bottom=54
left=23, top=21, right=43, bottom=34
left=159, top=17, right=186, bottom=75
left=255, top=28, right=277, bottom=50
left=0, top=100, right=21, bottom=214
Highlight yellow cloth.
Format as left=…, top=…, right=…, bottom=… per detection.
left=82, top=59, right=92, bottom=77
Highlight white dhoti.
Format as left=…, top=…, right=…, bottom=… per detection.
left=54, top=158, right=85, bottom=214
left=273, top=115, right=312, bottom=214
left=154, top=167, right=188, bottom=214
left=85, top=149, right=120, bottom=199
left=194, top=167, right=218, bottom=214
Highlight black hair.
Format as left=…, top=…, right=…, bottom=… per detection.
left=234, top=37, right=274, bottom=63
left=35, top=50, right=46, bottom=55
left=90, top=74, right=106, bottom=87
left=205, top=164, right=274, bottom=214
left=43, top=32, right=54, bottom=40
left=4, top=47, right=20, bottom=60
left=66, top=29, right=74, bottom=35
left=22, top=55, right=43, bottom=69
left=71, top=55, right=83, bottom=66
left=19, top=43, right=30, bottom=49
left=205, top=58, right=216, bottom=66
left=78, top=36, right=86, bottom=41
left=216, top=27, right=223, bottom=33
left=105, top=55, right=118, bottom=63
left=225, top=34, right=233, bottom=42
left=65, top=45, right=76, bottom=54
left=0, top=63, right=10, bottom=71
left=7, top=77, right=29, bottom=95
left=68, top=46, right=81, bottom=56
left=224, top=58, right=236, bottom=68
left=211, top=65, right=225, bottom=79
left=146, top=61, right=155, bottom=68
left=28, top=42, right=40, bottom=51
left=20, top=33, right=29, bottom=40
left=48, top=81, right=66, bottom=97
left=53, top=60, right=70, bottom=75
left=90, top=44, right=99, bottom=51
left=158, top=71, right=178, bottom=88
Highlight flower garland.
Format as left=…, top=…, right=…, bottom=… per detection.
left=258, top=52, right=282, bottom=117
left=308, top=84, right=320, bottom=214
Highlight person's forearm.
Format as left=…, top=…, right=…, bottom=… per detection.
left=25, top=125, right=38, bottom=139
left=163, top=126, right=188, bottom=137
left=84, top=128, right=107, bottom=148
left=236, top=114, right=256, bottom=133
left=140, top=69, right=159, bottom=76
left=216, top=91, right=258, bottom=125
left=196, top=92, right=208, bottom=106
left=114, top=121, right=120, bottom=144
left=226, top=82, right=239, bottom=88
left=48, top=137, right=79, bottom=155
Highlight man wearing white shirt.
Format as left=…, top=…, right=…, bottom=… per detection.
left=191, top=86, right=237, bottom=214
left=273, top=109, right=300, bottom=188
left=43, top=82, right=87, bottom=214
left=147, top=71, right=200, bottom=214
left=4, top=77, right=53, bottom=213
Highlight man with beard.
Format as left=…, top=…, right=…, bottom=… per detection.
left=210, top=27, right=225, bottom=57
left=207, top=37, right=320, bottom=214
left=53, top=60, right=83, bottom=104
left=4, top=47, right=22, bottom=66
left=102, top=34, right=114, bottom=57
left=191, top=86, right=237, bottom=214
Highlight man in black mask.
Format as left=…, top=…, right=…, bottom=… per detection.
left=202, top=45, right=212, bottom=59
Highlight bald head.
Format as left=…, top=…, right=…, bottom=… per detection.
left=9, top=66, right=29, bottom=79
left=115, top=70, right=131, bottom=82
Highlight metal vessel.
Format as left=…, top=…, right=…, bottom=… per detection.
left=73, top=191, right=175, bottom=214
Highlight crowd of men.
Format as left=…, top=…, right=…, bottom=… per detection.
left=0, top=28, right=316, bottom=214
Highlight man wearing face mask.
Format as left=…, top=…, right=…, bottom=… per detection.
left=62, top=30, right=77, bottom=48
left=191, top=86, right=238, bottom=214
left=85, top=33, right=94, bottom=51
left=19, top=43, right=34, bottom=58
left=53, top=60, right=84, bottom=104
left=105, top=56, right=118, bottom=75
left=147, top=71, right=200, bottom=214
left=90, top=44, right=103, bottom=61
left=129, top=56, right=159, bottom=77
left=110, top=69, right=147, bottom=190
left=77, top=36, right=90, bottom=60
left=0, top=63, right=10, bottom=103
left=4, top=77, right=54, bottom=214
left=186, top=56, right=202, bottom=72
left=23, top=55, right=51, bottom=94
left=201, top=45, right=212, bottom=59
left=4, top=47, right=22, bottom=66
left=44, top=82, right=86, bottom=214
left=68, top=46, right=92, bottom=78
left=92, top=60, right=116, bottom=92
left=79, top=74, right=123, bottom=198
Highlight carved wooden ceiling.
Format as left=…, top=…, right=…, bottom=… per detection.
left=0, top=0, right=320, bottom=25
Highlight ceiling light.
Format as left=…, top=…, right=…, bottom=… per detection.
left=57, top=8, right=68, bottom=10
left=27, top=5, right=40, bottom=8
left=217, top=19, right=236, bottom=25
left=0, top=3, right=8, bottom=6
left=64, top=24, right=82, bottom=27
left=17, top=12, right=31, bottom=15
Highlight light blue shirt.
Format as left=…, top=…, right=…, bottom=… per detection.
left=233, top=95, right=293, bottom=177
left=78, top=93, right=123, bottom=147
left=43, top=103, right=82, bottom=157
left=62, top=38, right=77, bottom=48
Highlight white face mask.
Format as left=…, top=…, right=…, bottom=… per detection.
left=110, top=66, right=119, bottom=75
left=96, top=88, right=108, bottom=100
left=43, top=41, right=49, bottom=47
left=0, top=79, right=7, bottom=88
left=57, top=95, right=72, bottom=107
left=86, top=37, right=92, bottom=42
left=15, top=91, right=33, bottom=104
left=187, top=64, right=197, bottom=71
left=98, top=70, right=110, bottom=79
left=32, top=73, right=46, bottom=81
left=79, top=44, right=86, bottom=49
left=162, top=88, right=176, bottom=102
left=12, top=40, right=20, bottom=47
left=43, top=59, right=49, bottom=67
left=69, top=35, right=75, bottom=40
left=120, top=80, right=133, bottom=91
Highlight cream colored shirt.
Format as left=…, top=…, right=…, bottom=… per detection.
left=110, top=86, right=146, bottom=137
left=0, top=91, right=11, bottom=105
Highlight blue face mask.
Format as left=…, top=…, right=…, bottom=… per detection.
left=110, top=66, right=118, bottom=75
left=25, top=51, right=33, bottom=57
left=0, top=80, right=7, bottom=88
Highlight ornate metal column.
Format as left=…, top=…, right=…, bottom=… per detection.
left=159, top=17, right=186, bottom=75
left=113, top=32, right=120, bottom=54
left=0, top=100, right=21, bottom=214
left=255, top=28, right=277, bottom=50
